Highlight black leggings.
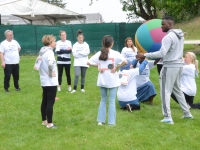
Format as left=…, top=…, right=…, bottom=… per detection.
left=171, top=92, right=200, bottom=109
left=41, top=86, right=57, bottom=123
left=57, top=64, right=71, bottom=85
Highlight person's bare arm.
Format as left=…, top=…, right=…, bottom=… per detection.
left=111, top=60, right=128, bottom=73
left=0, top=52, right=5, bottom=68
left=18, top=48, right=21, bottom=52
left=87, top=62, right=98, bottom=67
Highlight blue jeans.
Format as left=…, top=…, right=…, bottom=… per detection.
left=97, top=87, right=117, bottom=125
left=118, top=99, right=139, bottom=108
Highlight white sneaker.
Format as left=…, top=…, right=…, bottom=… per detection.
left=181, top=114, right=194, bottom=119
left=81, top=89, right=85, bottom=92
left=57, top=86, right=61, bottom=92
left=68, top=87, right=72, bottom=92
left=160, top=118, right=174, bottom=124
left=126, top=104, right=132, bottom=113
left=98, top=122, right=103, bottom=126
left=71, top=90, right=76, bottom=94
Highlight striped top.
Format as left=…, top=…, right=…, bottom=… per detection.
left=56, top=40, right=72, bottom=64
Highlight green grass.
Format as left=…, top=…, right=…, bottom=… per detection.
left=0, top=55, right=200, bottom=150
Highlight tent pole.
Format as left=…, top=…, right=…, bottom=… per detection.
left=0, top=14, right=1, bottom=25
left=75, top=16, right=82, bottom=24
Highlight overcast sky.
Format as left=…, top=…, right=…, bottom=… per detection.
left=65, top=0, right=128, bottom=22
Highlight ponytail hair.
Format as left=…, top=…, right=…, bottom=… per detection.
left=99, top=35, right=114, bottom=61
left=77, top=29, right=83, bottom=37
left=186, top=52, right=199, bottom=73
left=125, top=37, right=136, bottom=52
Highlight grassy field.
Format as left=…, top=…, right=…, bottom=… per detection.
left=0, top=55, right=199, bottom=150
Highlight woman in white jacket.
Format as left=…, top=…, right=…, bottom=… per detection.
left=71, top=30, right=90, bottom=93
left=36, top=35, right=58, bottom=129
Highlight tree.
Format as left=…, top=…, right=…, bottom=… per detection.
left=41, top=0, right=66, bottom=8
left=120, top=0, right=200, bottom=22
left=160, top=0, right=200, bottom=22
left=120, top=0, right=158, bottom=20
left=90, top=0, right=200, bottom=22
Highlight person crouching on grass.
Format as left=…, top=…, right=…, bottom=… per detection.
left=117, top=59, right=148, bottom=112
left=88, top=35, right=127, bottom=126
left=36, top=35, right=58, bottom=129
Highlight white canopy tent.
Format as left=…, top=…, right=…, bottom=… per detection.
left=0, top=0, right=86, bottom=25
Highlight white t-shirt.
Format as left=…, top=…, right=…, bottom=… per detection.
left=39, top=49, right=58, bottom=86
left=117, top=68, right=139, bottom=101
left=121, top=47, right=137, bottom=61
left=56, top=40, right=72, bottom=64
left=88, top=49, right=125, bottom=88
left=135, top=61, right=154, bottom=87
left=0, top=40, right=20, bottom=64
left=72, top=42, right=90, bottom=67
left=181, top=64, right=197, bottom=96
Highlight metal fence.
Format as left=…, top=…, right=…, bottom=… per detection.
left=0, top=23, right=141, bottom=54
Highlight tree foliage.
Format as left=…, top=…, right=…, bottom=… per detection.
left=160, top=0, right=200, bottom=22
left=120, top=0, right=158, bottom=20
left=41, top=0, right=66, bottom=8
left=120, top=0, right=200, bottom=22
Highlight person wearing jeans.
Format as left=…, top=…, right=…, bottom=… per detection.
left=0, top=30, right=21, bottom=92
left=71, top=29, right=90, bottom=93
left=88, top=35, right=127, bottom=125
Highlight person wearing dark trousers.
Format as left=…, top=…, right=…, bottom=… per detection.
left=0, top=30, right=21, bottom=92
left=35, top=35, right=58, bottom=129
left=71, top=29, right=90, bottom=93
left=56, top=30, right=72, bottom=92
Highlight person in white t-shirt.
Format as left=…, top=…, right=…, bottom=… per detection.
left=171, top=52, right=199, bottom=109
left=35, top=35, right=58, bottom=129
left=88, top=35, right=127, bottom=126
left=71, top=29, right=90, bottom=93
left=121, top=37, right=137, bottom=61
left=117, top=59, right=148, bottom=112
left=56, top=30, right=72, bottom=92
left=0, top=30, right=21, bottom=92
left=132, top=59, right=157, bottom=105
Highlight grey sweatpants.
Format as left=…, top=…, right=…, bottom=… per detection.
left=160, top=67, right=191, bottom=120
left=74, top=66, right=87, bottom=87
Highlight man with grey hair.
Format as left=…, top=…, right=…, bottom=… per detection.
left=0, top=30, right=21, bottom=92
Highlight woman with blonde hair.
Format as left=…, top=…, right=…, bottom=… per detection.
left=35, top=35, right=58, bottom=128
left=172, top=52, right=199, bottom=109
left=121, top=37, right=137, bottom=61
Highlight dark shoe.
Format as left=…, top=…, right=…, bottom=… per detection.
left=16, top=88, right=21, bottom=91
left=46, top=124, right=58, bottom=129
left=5, top=89, right=9, bottom=93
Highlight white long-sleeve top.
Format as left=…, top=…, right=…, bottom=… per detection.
left=121, top=47, right=137, bottom=61
left=38, top=46, right=58, bottom=86
left=72, top=42, right=90, bottom=67
left=181, top=64, right=197, bottom=96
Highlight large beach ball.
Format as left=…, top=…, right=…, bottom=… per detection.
left=135, top=19, right=166, bottom=53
